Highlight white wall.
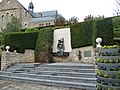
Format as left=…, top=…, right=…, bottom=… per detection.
left=53, top=28, right=72, bottom=53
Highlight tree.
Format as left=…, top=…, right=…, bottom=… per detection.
left=84, top=15, right=104, bottom=21
left=113, top=0, right=120, bottom=16
left=6, top=16, right=22, bottom=32
left=55, top=16, right=66, bottom=26
left=67, top=16, right=79, bottom=25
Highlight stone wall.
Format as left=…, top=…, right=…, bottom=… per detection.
left=53, top=46, right=96, bottom=64
left=1, top=50, right=35, bottom=70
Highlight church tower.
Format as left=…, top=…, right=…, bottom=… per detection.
left=28, top=1, right=34, bottom=13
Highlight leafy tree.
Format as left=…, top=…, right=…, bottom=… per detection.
left=113, top=0, right=120, bottom=16
left=67, top=16, right=79, bottom=25
left=6, top=16, right=22, bottom=32
left=55, top=16, right=66, bottom=26
left=84, top=15, right=104, bottom=21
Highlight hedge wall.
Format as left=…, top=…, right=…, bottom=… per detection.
left=70, top=21, right=93, bottom=48
left=4, top=31, right=38, bottom=53
left=70, top=17, right=114, bottom=48
left=92, top=18, right=114, bottom=46
left=35, top=27, right=54, bottom=63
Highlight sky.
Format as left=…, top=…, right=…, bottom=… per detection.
left=0, top=0, right=117, bottom=22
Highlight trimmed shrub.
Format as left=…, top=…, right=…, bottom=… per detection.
left=92, top=18, right=114, bottom=46
left=114, top=31, right=120, bottom=38
left=4, top=32, right=38, bottom=53
left=25, top=28, right=39, bottom=32
left=71, top=17, right=114, bottom=48
left=70, top=21, right=93, bottom=48
left=35, top=27, right=54, bottom=63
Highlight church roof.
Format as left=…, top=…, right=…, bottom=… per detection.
left=30, top=17, right=55, bottom=22
left=32, top=10, right=57, bottom=18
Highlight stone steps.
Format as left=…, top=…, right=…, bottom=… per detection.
left=0, top=63, right=97, bottom=90
left=0, top=71, right=97, bottom=84
left=34, top=67, right=95, bottom=73
left=0, top=74, right=96, bottom=90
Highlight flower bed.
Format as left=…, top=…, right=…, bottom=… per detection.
left=96, top=45, right=120, bottom=90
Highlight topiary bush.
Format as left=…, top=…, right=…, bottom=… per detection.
left=35, top=27, right=54, bottom=63
left=4, top=32, right=38, bottom=53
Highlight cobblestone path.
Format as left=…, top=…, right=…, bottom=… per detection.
left=0, top=80, right=80, bottom=90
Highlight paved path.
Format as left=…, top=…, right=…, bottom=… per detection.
left=0, top=79, right=80, bottom=90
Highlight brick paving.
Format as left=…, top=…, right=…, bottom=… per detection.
left=0, top=79, right=80, bottom=90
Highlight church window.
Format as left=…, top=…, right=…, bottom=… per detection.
left=46, top=23, right=48, bottom=26
left=6, top=13, right=9, bottom=25
left=11, top=14, right=13, bottom=16
left=39, top=13, right=42, bottom=17
left=39, top=24, right=41, bottom=27
left=42, top=23, right=44, bottom=26
left=49, top=23, right=51, bottom=25
left=25, top=12, right=27, bottom=17
left=1, top=15, right=4, bottom=30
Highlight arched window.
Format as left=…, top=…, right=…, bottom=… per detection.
left=42, top=23, right=44, bottom=26
left=46, top=23, right=48, bottom=26
left=11, top=14, right=13, bottom=16
left=25, top=12, right=27, bottom=17
left=39, top=24, right=41, bottom=27
left=6, top=13, right=9, bottom=25
left=1, top=15, right=4, bottom=30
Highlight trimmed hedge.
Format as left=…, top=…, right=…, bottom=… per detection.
left=70, top=21, right=93, bottom=48
left=35, top=27, right=54, bottom=63
left=92, top=18, right=114, bottom=46
left=114, top=31, right=120, bottom=38
left=70, top=18, right=114, bottom=48
left=4, top=32, right=38, bottom=53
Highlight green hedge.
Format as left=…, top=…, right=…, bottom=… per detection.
left=70, top=21, right=93, bottom=48
left=4, top=32, right=38, bottom=53
left=114, top=31, right=120, bottom=38
left=71, top=18, right=114, bottom=48
left=92, top=18, right=114, bottom=46
left=35, top=27, right=54, bottom=63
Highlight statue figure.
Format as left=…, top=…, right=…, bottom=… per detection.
left=57, top=38, right=64, bottom=52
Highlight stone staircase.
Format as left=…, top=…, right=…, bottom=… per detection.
left=0, top=63, right=97, bottom=90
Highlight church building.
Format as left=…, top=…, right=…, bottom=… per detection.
left=0, top=0, right=63, bottom=32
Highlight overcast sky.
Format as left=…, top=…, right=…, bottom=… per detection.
left=0, top=0, right=117, bottom=21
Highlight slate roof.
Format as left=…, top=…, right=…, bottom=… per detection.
left=32, top=10, right=57, bottom=18
left=30, top=17, right=55, bottom=22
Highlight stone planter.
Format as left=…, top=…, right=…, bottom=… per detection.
left=97, top=83, right=120, bottom=90
left=98, top=63, right=120, bottom=70
left=98, top=70, right=119, bottom=78
left=96, top=47, right=120, bottom=90
left=97, top=76, right=120, bottom=85
left=97, top=48, right=119, bottom=55
left=98, top=56, right=120, bottom=61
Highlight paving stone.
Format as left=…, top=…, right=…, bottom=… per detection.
left=0, top=79, right=81, bottom=90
